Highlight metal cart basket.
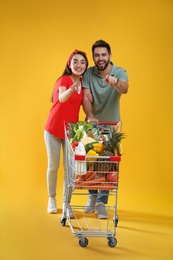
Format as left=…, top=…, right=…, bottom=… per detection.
left=60, top=122, right=122, bottom=247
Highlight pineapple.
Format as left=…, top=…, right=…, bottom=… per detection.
left=95, top=149, right=115, bottom=172
left=95, top=126, right=125, bottom=172
left=103, top=126, right=125, bottom=154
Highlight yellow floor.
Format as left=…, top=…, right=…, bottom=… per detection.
left=1, top=181, right=173, bottom=260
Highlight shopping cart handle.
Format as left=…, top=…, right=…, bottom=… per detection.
left=98, top=121, right=118, bottom=125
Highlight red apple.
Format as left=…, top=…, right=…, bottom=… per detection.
left=106, top=171, right=117, bottom=182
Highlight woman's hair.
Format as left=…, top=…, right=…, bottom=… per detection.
left=50, top=50, right=88, bottom=101
left=92, top=39, right=111, bottom=54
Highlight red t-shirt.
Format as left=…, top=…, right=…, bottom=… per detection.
left=44, top=75, right=83, bottom=139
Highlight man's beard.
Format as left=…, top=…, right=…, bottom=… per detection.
left=96, top=60, right=110, bottom=71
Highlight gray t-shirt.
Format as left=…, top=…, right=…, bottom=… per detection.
left=82, top=64, right=128, bottom=121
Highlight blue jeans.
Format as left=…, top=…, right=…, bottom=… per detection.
left=44, top=130, right=72, bottom=203
left=89, top=190, right=109, bottom=204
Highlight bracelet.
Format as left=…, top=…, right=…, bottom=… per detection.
left=115, top=79, right=119, bottom=86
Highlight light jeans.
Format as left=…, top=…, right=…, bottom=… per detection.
left=44, top=130, right=72, bottom=203
left=89, top=190, right=109, bottom=204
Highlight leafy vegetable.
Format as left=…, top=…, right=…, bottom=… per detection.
left=73, top=122, right=94, bottom=133
left=68, top=122, right=94, bottom=142
left=71, top=129, right=84, bottom=142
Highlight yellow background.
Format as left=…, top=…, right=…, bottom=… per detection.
left=1, top=0, right=173, bottom=259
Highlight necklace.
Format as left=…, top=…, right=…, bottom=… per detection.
left=77, top=81, right=81, bottom=94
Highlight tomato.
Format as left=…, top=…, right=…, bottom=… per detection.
left=71, top=141, right=78, bottom=150
left=106, top=171, right=117, bottom=182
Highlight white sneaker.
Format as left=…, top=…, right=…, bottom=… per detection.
left=96, top=202, right=108, bottom=219
left=47, top=197, right=57, bottom=214
left=84, top=194, right=97, bottom=213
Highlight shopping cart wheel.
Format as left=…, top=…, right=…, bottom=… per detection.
left=108, top=237, right=117, bottom=247
left=60, top=217, right=66, bottom=226
left=79, top=237, right=88, bottom=247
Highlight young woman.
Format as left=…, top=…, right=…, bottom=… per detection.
left=44, top=50, right=88, bottom=216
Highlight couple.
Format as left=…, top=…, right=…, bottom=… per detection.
left=44, top=39, right=129, bottom=219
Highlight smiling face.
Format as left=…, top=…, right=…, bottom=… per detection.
left=70, top=54, right=87, bottom=76
left=93, top=47, right=112, bottom=71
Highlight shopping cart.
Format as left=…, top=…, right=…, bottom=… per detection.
left=60, top=122, right=122, bottom=247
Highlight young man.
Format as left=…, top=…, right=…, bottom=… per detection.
left=82, top=40, right=128, bottom=219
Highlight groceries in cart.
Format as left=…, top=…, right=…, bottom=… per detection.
left=67, top=121, right=124, bottom=153
left=66, top=121, right=125, bottom=191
